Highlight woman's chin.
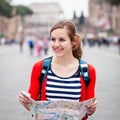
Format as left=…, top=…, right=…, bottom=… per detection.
left=54, top=53, right=63, bottom=57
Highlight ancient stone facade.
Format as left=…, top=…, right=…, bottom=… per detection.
left=88, top=0, right=120, bottom=34
left=24, top=2, right=65, bottom=36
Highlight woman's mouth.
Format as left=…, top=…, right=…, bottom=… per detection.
left=53, top=47, right=63, bottom=52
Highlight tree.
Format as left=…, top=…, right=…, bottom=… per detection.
left=15, top=5, right=33, bottom=17
left=105, top=0, right=120, bottom=6
left=0, top=0, right=12, bottom=17
left=0, top=0, right=33, bottom=18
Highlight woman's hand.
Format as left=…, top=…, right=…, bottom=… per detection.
left=19, top=92, right=31, bottom=111
left=86, top=98, right=98, bottom=116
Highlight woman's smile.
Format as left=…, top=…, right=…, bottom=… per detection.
left=53, top=47, right=64, bottom=53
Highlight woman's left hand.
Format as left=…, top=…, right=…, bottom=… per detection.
left=86, top=98, right=98, bottom=116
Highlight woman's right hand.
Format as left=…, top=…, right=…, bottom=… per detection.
left=19, top=92, right=31, bottom=111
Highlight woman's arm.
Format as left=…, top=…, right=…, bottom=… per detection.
left=86, top=64, right=98, bottom=115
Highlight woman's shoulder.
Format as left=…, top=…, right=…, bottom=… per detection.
left=32, top=59, right=44, bottom=70
left=33, top=56, right=52, bottom=68
left=88, top=64, right=95, bottom=71
left=88, top=63, right=96, bottom=80
left=34, top=59, right=44, bottom=66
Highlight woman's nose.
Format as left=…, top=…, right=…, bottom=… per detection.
left=54, top=40, right=60, bottom=46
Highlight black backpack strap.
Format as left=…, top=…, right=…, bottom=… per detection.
left=79, top=59, right=90, bottom=87
left=38, top=57, right=52, bottom=100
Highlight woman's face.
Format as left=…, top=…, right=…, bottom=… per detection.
left=50, top=28, right=73, bottom=57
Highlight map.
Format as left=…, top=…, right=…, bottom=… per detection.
left=21, top=91, right=95, bottom=120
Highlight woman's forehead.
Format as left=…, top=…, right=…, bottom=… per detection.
left=51, top=28, right=69, bottom=37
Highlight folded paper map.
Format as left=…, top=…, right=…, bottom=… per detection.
left=21, top=91, right=95, bottom=120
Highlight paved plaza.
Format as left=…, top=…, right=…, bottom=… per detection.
left=0, top=44, right=120, bottom=120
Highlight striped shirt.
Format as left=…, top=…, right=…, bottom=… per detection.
left=46, top=67, right=81, bottom=101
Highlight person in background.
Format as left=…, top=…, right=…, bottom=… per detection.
left=117, top=38, right=120, bottom=54
left=43, top=37, right=49, bottom=55
left=19, top=35, right=24, bottom=52
left=28, top=38, right=34, bottom=56
left=19, top=20, right=97, bottom=120
left=36, top=38, right=43, bottom=57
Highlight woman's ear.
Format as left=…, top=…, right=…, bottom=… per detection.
left=73, top=42, right=76, bottom=45
left=72, top=39, right=77, bottom=46
left=72, top=40, right=77, bottom=50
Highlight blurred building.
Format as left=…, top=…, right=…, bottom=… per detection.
left=24, top=2, right=65, bottom=36
left=88, top=0, right=120, bottom=34
left=8, top=16, right=18, bottom=40
left=0, top=16, right=8, bottom=36
left=0, top=16, right=18, bottom=41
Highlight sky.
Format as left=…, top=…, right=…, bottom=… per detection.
left=11, top=0, right=89, bottom=19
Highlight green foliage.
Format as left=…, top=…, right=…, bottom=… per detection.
left=105, top=0, right=120, bottom=6
left=0, top=0, right=33, bottom=17
left=15, top=5, right=33, bottom=17
left=0, top=33, right=4, bottom=38
left=0, top=0, right=12, bottom=17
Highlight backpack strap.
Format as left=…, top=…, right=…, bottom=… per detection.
left=79, top=59, right=90, bottom=87
left=38, top=57, right=52, bottom=100
left=38, top=57, right=52, bottom=83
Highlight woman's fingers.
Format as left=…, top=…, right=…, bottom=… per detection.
left=87, top=99, right=98, bottom=108
left=19, top=93, right=31, bottom=111
left=87, top=99, right=98, bottom=116
left=19, top=93, right=31, bottom=104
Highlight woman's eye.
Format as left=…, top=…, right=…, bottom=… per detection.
left=50, top=38, right=55, bottom=41
left=59, top=38, right=65, bottom=42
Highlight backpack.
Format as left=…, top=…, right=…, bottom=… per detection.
left=38, top=57, right=90, bottom=98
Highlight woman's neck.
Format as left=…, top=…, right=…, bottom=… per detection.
left=51, top=55, right=79, bottom=77
left=52, top=55, right=77, bottom=66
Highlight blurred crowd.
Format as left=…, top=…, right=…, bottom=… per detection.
left=0, top=32, right=120, bottom=55
left=0, top=34, right=49, bottom=57
left=82, top=33, right=120, bottom=47
left=24, top=35, right=49, bottom=57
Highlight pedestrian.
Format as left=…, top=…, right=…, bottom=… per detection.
left=43, top=37, right=49, bottom=55
left=117, top=38, right=120, bottom=54
left=19, top=35, right=24, bottom=52
left=19, top=20, right=97, bottom=120
left=28, top=38, right=34, bottom=56
left=36, top=38, right=43, bottom=57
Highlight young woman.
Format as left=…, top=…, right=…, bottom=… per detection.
left=19, top=20, right=97, bottom=119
